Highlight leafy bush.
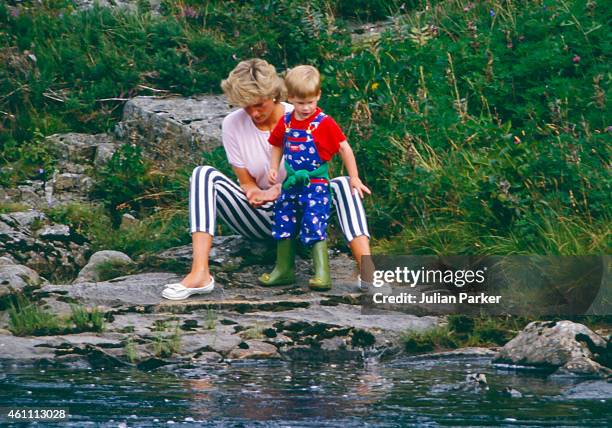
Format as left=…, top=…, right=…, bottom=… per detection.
left=91, top=144, right=150, bottom=225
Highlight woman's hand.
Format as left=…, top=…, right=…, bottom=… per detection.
left=349, top=176, right=371, bottom=199
left=245, top=187, right=265, bottom=207
left=261, top=183, right=281, bottom=202
left=245, top=183, right=281, bottom=207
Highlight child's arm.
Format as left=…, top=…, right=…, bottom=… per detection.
left=338, top=140, right=371, bottom=198
left=268, top=145, right=283, bottom=184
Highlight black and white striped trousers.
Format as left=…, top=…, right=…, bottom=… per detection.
left=189, top=166, right=370, bottom=242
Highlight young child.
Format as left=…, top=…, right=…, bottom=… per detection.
left=258, top=65, right=370, bottom=291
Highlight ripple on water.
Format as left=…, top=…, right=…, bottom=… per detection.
left=0, top=357, right=609, bottom=426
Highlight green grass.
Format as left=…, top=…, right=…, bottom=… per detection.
left=2, top=0, right=609, bottom=256
left=94, top=260, right=137, bottom=282
left=69, top=304, right=105, bottom=332
left=205, top=308, right=217, bottom=331
left=401, top=315, right=531, bottom=354
left=0, top=202, right=30, bottom=214
left=8, top=295, right=108, bottom=336
left=124, top=336, right=138, bottom=363
left=44, top=200, right=192, bottom=259
left=241, top=323, right=266, bottom=340
left=152, top=322, right=181, bottom=358
left=400, top=315, right=611, bottom=354
left=8, top=295, right=65, bottom=336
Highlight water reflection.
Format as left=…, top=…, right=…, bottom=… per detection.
left=0, top=357, right=609, bottom=426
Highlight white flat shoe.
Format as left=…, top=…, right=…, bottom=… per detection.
left=357, top=274, right=371, bottom=291
left=357, top=275, right=392, bottom=294
left=162, top=277, right=215, bottom=300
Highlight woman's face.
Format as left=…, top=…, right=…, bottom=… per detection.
left=243, top=98, right=276, bottom=126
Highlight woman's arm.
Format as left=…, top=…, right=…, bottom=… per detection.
left=233, top=166, right=259, bottom=194
left=232, top=166, right=280, bottom=206
left=233, top=166, right=262, bottom=206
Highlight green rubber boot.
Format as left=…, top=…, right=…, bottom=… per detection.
left=308, top=240, right=332, bottom=291
left=258, top=239, right=296, bottom=286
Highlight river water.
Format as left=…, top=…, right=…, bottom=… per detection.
left=0, top=355, right=609, bottom=427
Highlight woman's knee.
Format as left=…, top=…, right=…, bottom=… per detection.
left=191, top=165, right=218, bottom=182
left=330, top=176, right=350, bottom=187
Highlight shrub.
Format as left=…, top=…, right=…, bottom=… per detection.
left=91, top=144, right=150, bottom=225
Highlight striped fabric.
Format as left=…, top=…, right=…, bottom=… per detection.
left=189, top=165, right=370, bottom=242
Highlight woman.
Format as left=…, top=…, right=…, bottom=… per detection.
left=162, top=59, right=372, bottom=300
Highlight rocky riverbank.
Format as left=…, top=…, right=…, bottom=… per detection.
left=1, top=96, right=609, bottom=384
left=1, top=233, right=440, bottom=369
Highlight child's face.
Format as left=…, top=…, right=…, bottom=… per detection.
left=288, top=93, right=321, bottom=120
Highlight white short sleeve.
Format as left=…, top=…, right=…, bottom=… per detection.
left=221, top=103, right=292, bottom=190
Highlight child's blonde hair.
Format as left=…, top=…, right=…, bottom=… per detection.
left=285, top=65, right=321, bottom=98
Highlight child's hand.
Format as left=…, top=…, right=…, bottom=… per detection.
left=268, top=168, right=278, bottom=185
left=349, top=176, right=371, bottom=199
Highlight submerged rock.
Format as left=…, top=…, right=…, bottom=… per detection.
left=228, top=340, right=280, bottom=360
left=559, top=380, right=612, bottom=400
left=493, top=320, right=611, bottom=378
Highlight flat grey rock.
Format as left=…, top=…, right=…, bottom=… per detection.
left=0, top=335, right=57, bottom=360
left=42, top=272, right=178, bottom=307
left=37, top=224, right=71, bottom=240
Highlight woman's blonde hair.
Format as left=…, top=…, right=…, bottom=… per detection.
left=285, top=65, right=321, bottom=98
left=221, top=59, right=286, bottom=107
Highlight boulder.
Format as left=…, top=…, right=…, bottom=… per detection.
left=52, top=173, right=92, bottom=192
left=0, top=181, right=49, bottom=209
left=114, top=96, right=228, bottom=165
left=74, top=250, right=134, bottom=283
left=94, top=142, right=119, bottom=166
left=493, top=320, right=611, bottom=377
left=0, top=259, right=42, bottom=297
left=2, top=210, right=46, bottom=228
left=36, top=224, right=72, bottom=241
left=47, top=132, right=114, bottom=164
